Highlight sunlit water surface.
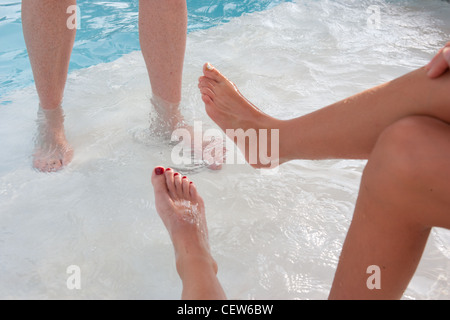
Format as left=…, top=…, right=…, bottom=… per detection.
left=0, top=0, right=449, bottom=299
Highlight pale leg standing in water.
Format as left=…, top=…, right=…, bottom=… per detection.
left=22, top=0, right=200, bottom=172
left=170, top=46, right=449, bottom=299
left=139, top=0, right=188, bottom=136
left=22, top=0, right=75, bottom=172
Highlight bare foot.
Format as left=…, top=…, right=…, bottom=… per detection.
left=151, top=166, right=226, bottom=299
left=150, top=95, right=187, bottom=139
left=198, top=63, right=285, bottom=169
left=151, top=167, right=217, bottom=279
left=33, top=106, right=73, bottom=172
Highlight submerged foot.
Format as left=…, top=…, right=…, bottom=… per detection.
left=198, top=63, right=284, bottom=169
left=33, top=106, right=73, bottom=172
left=150, top=95, right=224, bottom=170
left=151, top=166, right=217, bottom=279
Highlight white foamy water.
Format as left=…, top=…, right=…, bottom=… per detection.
left=1, top=0, right=449, bottom=299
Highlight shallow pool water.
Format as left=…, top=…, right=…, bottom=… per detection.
left=0, top=0, right=449, bottom=299
left=0, top=0, right=293, bottom=100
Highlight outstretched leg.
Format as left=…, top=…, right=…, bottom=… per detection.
left=199, top=64, right=450, bottom=165
left=199, top=63, right=450, bottom=299
left=22, top=0, right=75, bottom=171
left=329, top=116, right=450, bottom=299
left=151, top=167, right=226, bottom=300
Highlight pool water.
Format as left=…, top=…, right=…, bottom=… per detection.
left=0, top=0, right=449, bottom=299
left=0, top=0, right=292, bottom=100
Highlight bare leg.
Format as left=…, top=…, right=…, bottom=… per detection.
left=22, top=0, right=75, bottom=171
left=151, top=167, right=226, bottom=300
left=329, top=116, right=450, bottom=299
left=199, top=64, right=450, bottom=299
left=199, top=64, right=450, bottom=165
left=139, top=0, right=187, bottom=131
left=139, top=2, right=224, bottom=169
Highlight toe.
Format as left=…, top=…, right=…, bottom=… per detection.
left=198, top=76, right=217, bottom=89
left=203, top=63, right=223, bottom=83
left=151, top=167, right=169, bottom=196
left=173, top=172, right=183, bottom=199
left=202, top=94, right=214, bottom=106
left=199, top=79, right=216, bottom=93
left=189, top=181, right=197, bottom=198
left=199, top=79, right=217, bottom=104
left=200, top=87, right=215, bottom=103
left=182, top=176, right=191, bottom=200
left=164, top=168, right=177, bottom=199
left=49, top=159, right=63, bottom=172
left=189, top=182, right=203, bottom=206
left=35, top=157, right=63, bottom=173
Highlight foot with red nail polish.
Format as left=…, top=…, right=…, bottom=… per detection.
left=151, top=166, right=226, bottom=299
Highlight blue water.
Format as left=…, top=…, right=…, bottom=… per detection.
left=0, top=0, right=292, bottom=101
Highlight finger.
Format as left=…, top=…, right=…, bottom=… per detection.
left=427, top=48, right=450, bottom=79
left=445, top=47, right=450, bottom=64
left=425, top=47, right=444, bottom=71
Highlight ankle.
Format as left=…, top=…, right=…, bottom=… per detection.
left=37, top=103, right=65, bottom=127
left=151, top=94, right=182, bottom=116
left=277, top=118, right=302, bottom=163
left=255, top=117, right=290, bottom=166
left=150, top=95, right=186, bottom=134
left=176, top=252, right=218, bottom=280
left=39, top=98, right=64, bottom=111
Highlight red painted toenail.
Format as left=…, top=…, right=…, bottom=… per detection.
left=174, top=173, right=179, bottom=176
left=155, top=167, right=165, bottom=175
left=182, top=176, right=187, bottom=179
left=166, top=168, right=172, bottom=171
left=190, top=182, right=193, bottom=184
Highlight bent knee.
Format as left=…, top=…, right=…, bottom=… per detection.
left=366, top=116, right=450, bottom=187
